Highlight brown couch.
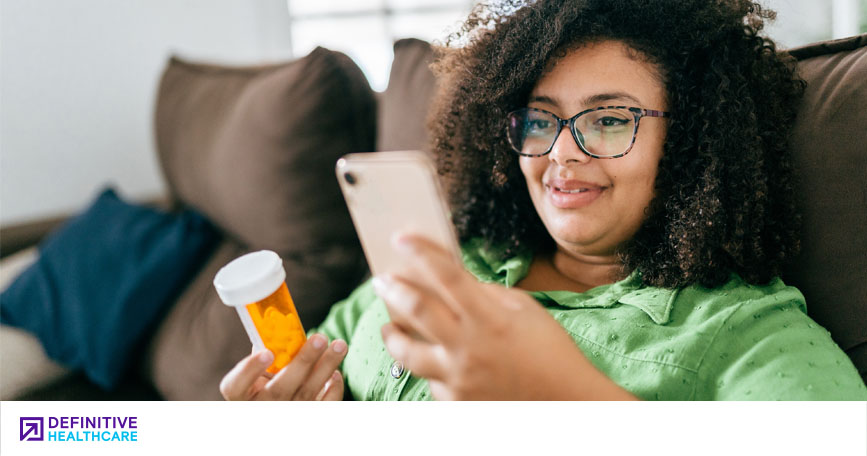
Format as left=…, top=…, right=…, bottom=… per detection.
left=1, top=35, right=864, bottom=400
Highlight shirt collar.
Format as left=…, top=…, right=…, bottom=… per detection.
left=461, top=239, right=677, bottom=325
left=461, top=238, right=532, bottom=287
left=529, top=271, right=677, bottom=325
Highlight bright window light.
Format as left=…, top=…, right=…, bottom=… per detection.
left=286, top=0, right=473, bottom=91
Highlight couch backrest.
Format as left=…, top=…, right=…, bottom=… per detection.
left=376, top=38, right=439, bottom=152
left=783, top=34, right=867, bottom=379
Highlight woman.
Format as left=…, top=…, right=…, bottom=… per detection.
left=220, top=0, right=867, bottom=400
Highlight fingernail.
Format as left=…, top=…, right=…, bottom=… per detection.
left=258, top=350, right=274, bottom=364
left=372, top=276, right=386, bottom=292
left=311, top=335, right=326, bottom=349
left=332, top=340, right=347, bottom=354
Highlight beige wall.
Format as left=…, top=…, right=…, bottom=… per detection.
left=0, top=0, right=293, bottom=225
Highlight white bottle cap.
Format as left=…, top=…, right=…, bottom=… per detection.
left=213, top=250, right=286, bottom=306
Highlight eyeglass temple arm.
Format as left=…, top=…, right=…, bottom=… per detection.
left=641, top=109, right=669, bottom=117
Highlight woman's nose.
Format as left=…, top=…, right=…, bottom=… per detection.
left=549, top=126, right=591, bottom=166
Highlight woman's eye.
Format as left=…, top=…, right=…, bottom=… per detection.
left=596, top=116, right=629, bottom=127
left=525, top=119, right=552, bottom=133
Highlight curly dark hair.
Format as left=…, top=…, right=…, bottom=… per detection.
left=428, top=0, right=806, bottom=288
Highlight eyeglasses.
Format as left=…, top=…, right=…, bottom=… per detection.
left=505, top=106, right=669, bottom=159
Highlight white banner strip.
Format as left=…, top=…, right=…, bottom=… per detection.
left=2, top=401, right=865, bottom=455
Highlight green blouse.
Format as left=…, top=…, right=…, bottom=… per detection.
left=311, top=239, right=867, bottom=400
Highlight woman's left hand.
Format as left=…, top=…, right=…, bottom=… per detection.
left=373, top=234, right=636, bottom=400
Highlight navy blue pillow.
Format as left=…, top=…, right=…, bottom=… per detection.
left=0, top=188, right=219, bottom=390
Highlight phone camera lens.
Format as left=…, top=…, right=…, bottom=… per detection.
left=344, top=172, right=357, bottom=185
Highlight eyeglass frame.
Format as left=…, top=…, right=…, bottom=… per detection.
left=505, top=106, right=670, bottom=159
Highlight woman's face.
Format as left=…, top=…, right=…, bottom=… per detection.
left=519, top=40, right=668, bottom=257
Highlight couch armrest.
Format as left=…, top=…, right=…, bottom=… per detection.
left=0, top=195, right=174, bottom=259
left=0, top=216, right=69, bottom=259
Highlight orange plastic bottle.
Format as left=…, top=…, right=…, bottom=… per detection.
left=213, top=250, right=306, bottom=374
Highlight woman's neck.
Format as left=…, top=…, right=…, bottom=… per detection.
left=551, top=248, right=623, bottom=290
left=516, top=247, right=623, bottom=293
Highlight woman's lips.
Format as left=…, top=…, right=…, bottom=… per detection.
left=545, top=179, right=606, bottom=209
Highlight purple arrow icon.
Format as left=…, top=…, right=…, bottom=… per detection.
left=20, top=417, right=44, bottom=441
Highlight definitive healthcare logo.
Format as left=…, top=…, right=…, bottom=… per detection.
left=19, top=416, right=138, bottom=442
left=20, top=417, right=43, bottom=441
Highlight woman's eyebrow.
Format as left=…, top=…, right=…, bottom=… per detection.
left=582, top=92, right=642, bottom=106
left=529, top=92, right=643, bottom=109
left=528, top=95, right=559, bottom=107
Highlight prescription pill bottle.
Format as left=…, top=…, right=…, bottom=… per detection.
left=213, top=250, right=306, bottom=374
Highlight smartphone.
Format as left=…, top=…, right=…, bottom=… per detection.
left=335, top=150, right=462, bottom=277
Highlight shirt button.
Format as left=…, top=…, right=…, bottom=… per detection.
left=390, top=361, right=405, bottom=379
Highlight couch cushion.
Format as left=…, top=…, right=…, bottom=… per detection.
left=377, top=38, right=438, bottom=152
left=155, top=47, right=376, bottom=258
left=148, top=49, right=375, bottom=399
left=145, top=240, right=249, bottom=400
left=0, top=188, right=219, bottom=390
left=784, top=34, right=867, bottom=379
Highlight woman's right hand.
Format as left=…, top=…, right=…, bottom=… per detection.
left=220, top=333, right=347, bottom=400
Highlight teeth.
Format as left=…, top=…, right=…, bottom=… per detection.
left=557, top=188, right=588, bottom=194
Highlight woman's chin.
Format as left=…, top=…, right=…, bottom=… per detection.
left=548, top=227, right=603, bottom=250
